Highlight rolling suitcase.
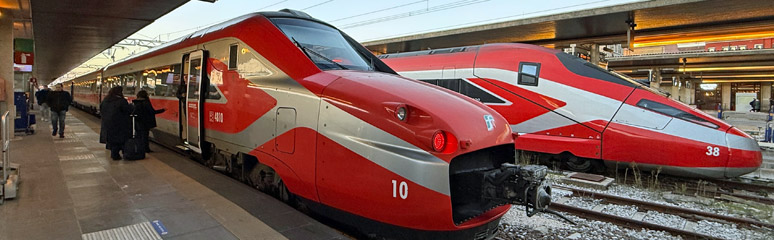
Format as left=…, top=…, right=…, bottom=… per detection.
left=123, top=114, right=146, bottom=160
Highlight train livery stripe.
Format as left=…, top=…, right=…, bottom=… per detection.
left=398, top=68, right=622, bottom=133
left=319, top=99, right=451, bottom=196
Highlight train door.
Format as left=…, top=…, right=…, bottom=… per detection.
left=182, top=50, right=209, bottom=153
left=179, top=56, right=189, bottom=142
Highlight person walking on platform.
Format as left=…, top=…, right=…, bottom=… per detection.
left=100, top=86, right=133, bottom=160
left=35, top=85, right=50, bottom=122
left=46, top=83, right=72, bottom=138
left=132, top=90, right=165, bottom=153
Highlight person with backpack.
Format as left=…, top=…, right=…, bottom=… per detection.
left=131, top=90, right=166, bottom=153
left=99, top=86, right=133, bottom=160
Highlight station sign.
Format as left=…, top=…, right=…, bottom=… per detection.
left=14, top=52, right=34, bottom=65
left=14, top=38, right=33, bottom=52
left=13, top=63, right=32, bottom=72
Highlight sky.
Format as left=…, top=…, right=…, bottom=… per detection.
left=59, top=0, right=640, bottom=81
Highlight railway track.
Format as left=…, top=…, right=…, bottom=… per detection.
left=549, top=185, right=773, bottom=239
left=598, top=168, right=774, bottom=205
left=661, top=176, right=774, bottom=205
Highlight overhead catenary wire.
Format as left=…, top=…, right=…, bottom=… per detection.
left=360, top=0, right=616, bottom=41
left=302, top=0, right=335, bottom=10
left=156, top=0, right=289, bottom=41
left=330, top=0, right=428, bottom=22
left=339, top=0, right=492, bottom=29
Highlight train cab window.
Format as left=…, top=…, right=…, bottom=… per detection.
left=272, top=18, right=372, bottom=71
left=518, top=62, right=540, bottom=86
left=229, top=44, right=238, bottom=69
left=636, top=99, right=718, bottom=128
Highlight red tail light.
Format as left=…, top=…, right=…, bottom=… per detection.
left=432, top=131, right=446, bottom=152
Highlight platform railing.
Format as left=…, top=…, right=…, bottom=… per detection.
left=2, top=111, right=9, bottom=187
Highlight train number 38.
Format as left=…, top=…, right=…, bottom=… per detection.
left=706, top=146, right=720, bottom=157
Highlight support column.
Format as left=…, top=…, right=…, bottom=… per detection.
left=721, top=83, right=732, bottom=111
left=590, top=43, right=600, bottom=65
left=670, top=76, right=681, bottom=101
left=649, top=69, right=661, bottom=89
left=682, top=80, right=693, bottom=105
left=761, top=82, right=772, bottom=111
left=0, top=8, right=14, bottom=129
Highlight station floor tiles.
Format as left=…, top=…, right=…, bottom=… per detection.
left=0, top=110, right=347, bottom=240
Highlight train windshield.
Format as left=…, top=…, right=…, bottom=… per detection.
left=555, top=52, right=668, bottom=96
left=273, top=18, right=372, bottom=71
left=636, top=99, right=718, bottom=128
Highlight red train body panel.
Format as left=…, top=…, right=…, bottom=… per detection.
left=381, top=43, right=762, bottom=178
left=64, top=10, right=548, bottom=239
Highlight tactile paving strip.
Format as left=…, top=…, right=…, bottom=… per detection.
left=53, top=139, right=81, bottom=143
left=58, top=154, right=96, bottom=161
left=81, top=222, right=161, bottom=240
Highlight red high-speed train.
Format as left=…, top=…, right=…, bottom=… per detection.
left=64, top=10, right=551, bottom=239
left=381, top=43, right=762, bottom=179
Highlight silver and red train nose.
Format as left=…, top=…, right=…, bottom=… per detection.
left=724, top=127, right=763, bottom=178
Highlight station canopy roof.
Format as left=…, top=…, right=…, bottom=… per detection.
left=3, top=0, right=191, bottom=84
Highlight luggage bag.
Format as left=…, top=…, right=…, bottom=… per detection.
left=123, top=114, right=145, bottom=160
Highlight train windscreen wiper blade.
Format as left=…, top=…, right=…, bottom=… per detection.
left=291, top=37, right=348, bottom=70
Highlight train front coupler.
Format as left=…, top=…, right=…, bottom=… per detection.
left=482, top=163, right=552, bottom=217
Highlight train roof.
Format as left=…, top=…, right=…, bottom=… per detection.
left=103, top=9, right=331, bottom=71
left=377, top=43, right=564, bottom=59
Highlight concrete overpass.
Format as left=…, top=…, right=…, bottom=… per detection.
left=362, top=0, right=774, bottom=53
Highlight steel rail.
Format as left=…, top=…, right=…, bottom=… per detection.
left=548, top=202, right=723, bottom=240
left=554, top=186, right=774, bottom=229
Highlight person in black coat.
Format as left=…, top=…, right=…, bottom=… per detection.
left=46, top=84, right=72, bottom=138
left=132, top=90, right=166, bottom=152
left=100, top=86, right=133, bottom=160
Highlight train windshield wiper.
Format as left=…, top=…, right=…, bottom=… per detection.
left=291, top=37, right=348, bottom=70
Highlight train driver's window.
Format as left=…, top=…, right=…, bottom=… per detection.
left=518, top=62, right=540, bottom=86
left=636, top=99, right=718, bottom=128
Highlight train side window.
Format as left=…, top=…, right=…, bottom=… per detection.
left=420, top=79, right=505, bottom=104
left=636, top=99, right=718, bottom=128
left=518, top=62, right=540, bottom=86
left=229, top=44, right=238, bottom=70
left=206, top=84, right=222, bottom=100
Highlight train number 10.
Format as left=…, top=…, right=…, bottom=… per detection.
left=392, top=180, right=408, bottom=199
left=706, top=146, right=720, bottom=157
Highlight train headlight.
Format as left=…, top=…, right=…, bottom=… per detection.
left=432, top=131, right=446, bottom=152
left=396, top=106, right=407, bottom=121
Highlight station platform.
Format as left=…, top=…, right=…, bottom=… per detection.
left=0, top=109, right=347, bottom=240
